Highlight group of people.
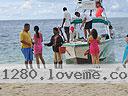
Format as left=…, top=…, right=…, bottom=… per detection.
left=20, top=23, right=64, bottom=69
left=61, top=1, right=104, bottom=43
left=19, top=1, right=108, bottom=69
left=20, top=24, right=46, bottom=69
left=20, top=23, right=101, bottom=69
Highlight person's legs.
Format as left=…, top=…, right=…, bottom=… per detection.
left=21, top=48, right=29, bottom=69
left=64, top=27, right=70, bottom=42
left=35, top=54, right=40, bottom=64
left=70, top=32, right=73, bottom=41
left=39, top=53, right=46, bottom=69
left=75, top=29, right=79, bottom=40
left=39, top=54, right=45, bottom=64
left=25, top=61, right=29, bottom=69
left=35, top=54, right=40, bottom=69
left=84, top=29, right=87, bottom=39
left=87, top=29, right=91, bottom=36
left=124, top=56, right=128, bottom=64
left=84, top=29, right=91, bottom=39
left=25, top=61, right=28, bottom=64
left=124, top=60, right=128, bottom=64
left=95, top=54, right=100, bottom=64
left=85, top=21, right=92, bottom=38
left=29, top=48, right=33, bottom=69
left=57, top=52, right=63, bottom=69
left=54, top=52, right=58, bottom=69
left=91, top=55, right=96, bottom=64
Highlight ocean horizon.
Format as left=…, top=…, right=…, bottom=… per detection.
left=0, top=17, right=128, bottom=21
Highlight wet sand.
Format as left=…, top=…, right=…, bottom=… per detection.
left=0, top=84, right=128, bottom=96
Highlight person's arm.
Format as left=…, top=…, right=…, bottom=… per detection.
left=21, top=40, right=31, bottom=46
left=20, top=32, right=31, bottom=46
left=60, top=36, right=64, bottom=45
left=88, top=36, right=92, bottom=44
left=80, top=17, right=86, bottom=29
left=29, top=32, right=34, bottom=45
left=44, top=36, right=53, bottom=46
left=97, top=37, right=101, bottom=44
left=61, top=12, right=66, bottom=28
left=33, top=34, right=37, bottom=44
left=41, top=33, right=43, bottom=42
left=61, top=18, right=66, bottom=28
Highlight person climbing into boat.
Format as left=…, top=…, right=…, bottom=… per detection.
left=80, top=11, right=92, bottom=39
left=33, top=26, right=46, bottom=69
left=122, top=35, right=128, bottom=68
left=88, top=29, right=100, bottom=64
left=73, top=11, right=82, bottom=40
left=20, top=23, right=33, bottom=69
left=96, top=1, right=104, bottom=18
left=44, top=27, right=64, bottom=69
left=61, top=7, right=71, bottom=43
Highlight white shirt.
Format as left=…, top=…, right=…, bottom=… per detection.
left=82, top=13, right=92, bottom=22
left=72, top=15, right=81, bottom=30
left=63, top=11, right=71, bottom=27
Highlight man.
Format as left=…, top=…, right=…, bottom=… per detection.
left=61, top=7, right=71, bottom=43
left=80, top=11, right=93, bottom=39
left=74, top=11, right=82, bottom=39
left=20, top=23, right=33, bottom=69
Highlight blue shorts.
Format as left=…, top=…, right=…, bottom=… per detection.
left=21, top=48, right=33, bottom=61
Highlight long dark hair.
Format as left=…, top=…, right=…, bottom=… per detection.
left=91, top=29, right=98, bottom=39
left=34, top=26, right=40, bottom=38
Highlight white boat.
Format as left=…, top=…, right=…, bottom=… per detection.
left=63, top=0, right=113, bottom=64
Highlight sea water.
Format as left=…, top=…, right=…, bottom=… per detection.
left=0, top=18, right=127, bottom=64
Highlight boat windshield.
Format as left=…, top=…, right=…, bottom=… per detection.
left=92, top=23, right=109, bottom=36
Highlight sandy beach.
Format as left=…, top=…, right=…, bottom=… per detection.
left=0, top=84, right=128, bottom=96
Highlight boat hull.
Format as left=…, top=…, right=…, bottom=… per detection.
left=64, top=39, right=113, bottom=64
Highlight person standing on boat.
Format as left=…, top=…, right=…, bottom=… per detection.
left=70, top=12, right=81, bottom=41
left=61, top=7, right=71, bottom=43
left=80, top=11, right=93, bottom=39
left=95, top=1, right=104, bottom=18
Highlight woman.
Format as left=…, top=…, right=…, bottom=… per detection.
left=88, top=29, right=100, bottom=64
left=96, top=1, right=104, bottom=18
left=33, top=26, right=46, bottom=69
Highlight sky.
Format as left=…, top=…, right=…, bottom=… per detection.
left=0, top=0, right=128, bottom=20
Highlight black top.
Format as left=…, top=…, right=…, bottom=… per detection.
left=46, top=35, right=64, bottom=52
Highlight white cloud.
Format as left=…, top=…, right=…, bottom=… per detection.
left=111, top=2, right=119, bottom=10
left=21, top=0, right=32, bottom=10
left=0, top=0, right=128, bottom=20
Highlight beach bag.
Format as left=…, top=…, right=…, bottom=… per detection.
left=59, top=47, right=66, bottom=54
